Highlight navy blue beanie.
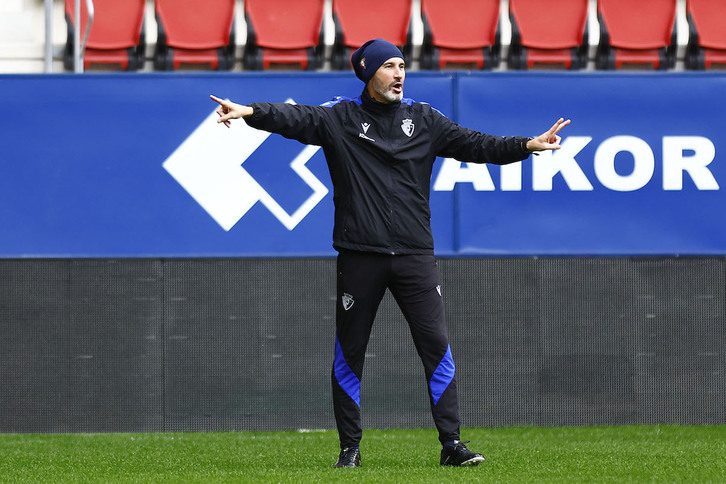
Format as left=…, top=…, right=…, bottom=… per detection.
left=351, top=39, right=404, bottom=84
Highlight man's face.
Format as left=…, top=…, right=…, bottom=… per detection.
left=367, top=57, right=405, bottom=103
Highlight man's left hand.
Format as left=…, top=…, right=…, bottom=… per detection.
left=527, top=118, right=571, bottom=151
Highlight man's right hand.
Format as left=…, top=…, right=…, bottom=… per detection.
left=210, top=95, right=254, bottom=128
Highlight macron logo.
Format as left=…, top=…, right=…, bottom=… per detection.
left=359, top=121, right=375, bottom=142
left=162, top=99, right=328, bottom=231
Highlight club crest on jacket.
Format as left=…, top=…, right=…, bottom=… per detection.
left=401, top=119, right=414, bottom=137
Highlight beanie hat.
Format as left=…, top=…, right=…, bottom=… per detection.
left=351, top=39, right=405, bottom=84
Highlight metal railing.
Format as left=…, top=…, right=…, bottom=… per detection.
left=44, top=0, right=94, bottom=73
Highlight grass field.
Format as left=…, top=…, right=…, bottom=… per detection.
left=1, top=425, right=725, bottom=483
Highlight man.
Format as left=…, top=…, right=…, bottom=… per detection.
left=211, top=38, right=569, bottom=468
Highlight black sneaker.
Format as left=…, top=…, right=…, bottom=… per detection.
left=334, top=447, right=361, bottom=468
left=440, top=440, right=485, bottom=466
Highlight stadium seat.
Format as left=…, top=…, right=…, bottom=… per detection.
left=63, top=0, right=145, bottom=71
left=685, top=0, right=726, bottom=70
left=419, top=0, right=500, bottom=70
left=153, top=0, right=236, bottom=70
left=596, top=0, right=677, bottom=70
left=331, top=0, right=413, bottom=70
left=243, top=0, right=325, bottom=70
left=507, top=0, right=588, bottom=70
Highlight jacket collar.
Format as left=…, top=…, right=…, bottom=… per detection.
left=360, top=87, right=401, bottom=113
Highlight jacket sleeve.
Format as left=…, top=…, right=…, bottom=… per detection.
left=430, top=109, right=532, bottom=165
left=244, top=102, right=330, bottom=146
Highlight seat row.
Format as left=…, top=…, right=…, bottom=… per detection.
left=63, top=0, right=726, bottom=72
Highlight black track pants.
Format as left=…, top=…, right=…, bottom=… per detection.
left=331, top=250, right=460, bottom=448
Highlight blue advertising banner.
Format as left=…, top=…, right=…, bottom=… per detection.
left=449, top=73, right=726, bottom=255
left=0, top=72, right=724, bottom=257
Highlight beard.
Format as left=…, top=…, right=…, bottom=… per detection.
left=370, top=77, right=403, bottom=103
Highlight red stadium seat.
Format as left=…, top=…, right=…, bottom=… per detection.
left=685, top=0, right=726, bottom=70
left=331, top=0, right=413, bottom=70
left=153, top=0, right=236, bottom=70
left=596, top=0, right=677, bottom=70
left=507, top=0, right=588, bottom=70
left=419, top=0, right=500, bottom=70
left=63, top=0, right=146, bottom=70
left=243, top=0, right=325, bottom=70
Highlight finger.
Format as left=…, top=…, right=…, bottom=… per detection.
left=551, top=118, right=571, bottom=135
left=210, top=94, right=226, bottom=106
left=544, top=117, right=564, bottom=135
left=548, top=133, right=562, bottom=144
left=545, top=118, right=568, bottom=136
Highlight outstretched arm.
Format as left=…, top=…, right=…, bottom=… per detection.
left=209, top=95, right=331, bottom=146
left=210, top=95, right=254, bottom=128
left=526, top=118, right=571, bottom=152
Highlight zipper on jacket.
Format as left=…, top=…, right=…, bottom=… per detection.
left=385, top=110, right=400, bottom=254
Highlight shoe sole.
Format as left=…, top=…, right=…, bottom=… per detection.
left=334, top=459, right=361, bottom=468
left=458, top=455, right=486, bottom=466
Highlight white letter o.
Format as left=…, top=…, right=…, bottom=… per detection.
left=594, top=136, right=654, bottom=191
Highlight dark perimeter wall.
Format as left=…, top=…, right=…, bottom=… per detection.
left=1, top=257, right=724, bottom=433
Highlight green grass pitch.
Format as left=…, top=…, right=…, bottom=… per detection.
left=1, top=426, right=725, bottom=483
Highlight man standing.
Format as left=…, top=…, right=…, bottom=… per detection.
left=211, top=38, right=569, bottom=468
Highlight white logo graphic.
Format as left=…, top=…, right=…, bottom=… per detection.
left=361, top=122, right=370, bottom=134
left=342, top=293, right=355, bottom=311
left=358, top=132, right=376, bottom=142
left=401, top=118, right=414, bottom=137
left=436, top=285, right=441, bottom=296
left=162, top=99, right=328, bottom=231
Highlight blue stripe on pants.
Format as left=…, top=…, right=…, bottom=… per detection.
left=429, top=345, right=455, bottom=406
left=334, top=337, right=360, bottom=407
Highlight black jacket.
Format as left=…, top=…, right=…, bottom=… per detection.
left=245, top=89, right=532, bottom=255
